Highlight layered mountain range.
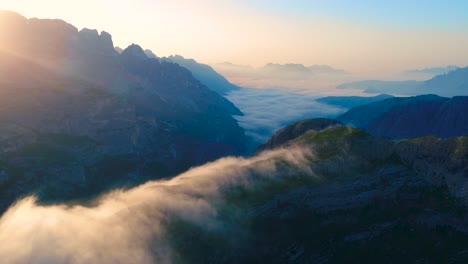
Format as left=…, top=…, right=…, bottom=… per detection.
left=0, top=11, right=247, bottom=209
left=338, top=67, right=468, bottom=97
left=0, top=10, right=467, bottom=264
left=160, top=54, right=240, bottom=95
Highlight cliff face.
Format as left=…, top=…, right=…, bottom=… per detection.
left=0, top=11, right=247, bottom=208
left=337, top=95, right=468, bottom=139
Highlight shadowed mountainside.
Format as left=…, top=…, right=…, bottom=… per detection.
left=316, top=94, right=393, bottom=109
left=0, top=11, right=247, bottom=209
left=0, top=119, right=466, bottom=263
left=256, top=118, right=341, bottom=152
left=337, top=95, right=468, bottom=139
left=160, top=54, right=240, bottom=95
left=337, top=67, right=468, bottom=97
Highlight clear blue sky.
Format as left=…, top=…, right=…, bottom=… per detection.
left=250, top=0, right=468, bottom=30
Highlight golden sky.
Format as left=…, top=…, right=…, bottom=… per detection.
left=1, top=0, right=468, bottom=77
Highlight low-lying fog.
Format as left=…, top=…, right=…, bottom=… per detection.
left=226, top=88, right=347, bottom=144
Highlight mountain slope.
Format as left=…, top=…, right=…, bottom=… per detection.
left=256, top=118, right=341, bottom=152
left=160, top=54, right=240, bottom=95
left=337, top=67, right=468, bottom=97
left=337, top=95, right=468, bottom=139
left=1, top=120, right=466, bottom=263
left=316, top=94, right=393, bottom=109
left=0, top=11, right=247, bottom=209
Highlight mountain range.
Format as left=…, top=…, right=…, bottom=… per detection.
left=160, top=54, right=240, bottom=95
left=316, top=94, right=394, bottom=109
left=337, top=94, right=468, bottom=139
left=404, top=65, right=459, bottom=77
left=213, top=61, right=349, bottom=89
left=0, top=10, right=467, bottom=264
left=337, top=67, right=468, bottom=97
left=0, top=11, right=247, bottom=209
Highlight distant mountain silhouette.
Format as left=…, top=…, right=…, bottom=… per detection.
left=404, top=65, right=458, bottom=76
left=337, top=67, right=468, bottom=97
left=262, top=63, right=347, bottom=75
left=337, top=80, right=421, bottom=94
left=0, top=11, right=247, bottom=209
left=337, top=95, right=468, bottom=139
left=144, top=49, right=157, bottom=59
left=214, top=61, right=349, bottom=89
left=159, top=54, right=240, bottom=95
left=114, top=46, right=123, bottom=53
left=317, top=94, right=393, bottom=108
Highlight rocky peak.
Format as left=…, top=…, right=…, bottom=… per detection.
left=121, top=44, right=148, bottom=60
left=77, top=28, right=116, bottom=56
left=79, top=28, right=99, bottom=38
left=144, top=49, right=158, bottom=59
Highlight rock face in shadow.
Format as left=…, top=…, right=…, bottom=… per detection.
left=161, top=54, right=240, bottom=95
left=337, top=94, right=468, bottom=139
left=164, top=124, right=467, bottom=263
left=316, top=94, right=393, bottom=109
left=0, top=11, right=247, bottom=209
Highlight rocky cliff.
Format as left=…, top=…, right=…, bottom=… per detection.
left=0, top=11, right=247, bottom=209
left=154, top=121, right=468, bottom=263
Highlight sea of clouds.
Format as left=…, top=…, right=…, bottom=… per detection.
left=226, top=88, right=346, bottom=144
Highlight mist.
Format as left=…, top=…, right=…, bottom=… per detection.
left=214, top=62, right=354, bottom=92
left=0, top=147, right=314, bottom=264
left=226, top=88, right=346, bottom=144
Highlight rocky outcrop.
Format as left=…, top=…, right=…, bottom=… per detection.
left=256, top=118, right=341, bottom=152
left=0, top=11, right=247, bottom=210
left=161, top=125, right=468, bottom=263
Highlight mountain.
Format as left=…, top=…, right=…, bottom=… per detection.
left=337, top=80, right=421, bottom=94
left=160, top=54, right=240, bottom=95
left=144, top=49, right=157, bottom=59
left=262, top=63, right=347, bottom=75
left=0, top=11, right=247, bottom=209
left=404, top=65, right=459, bottom=76
left=243, top=121, right=468, bottom=263
left=337, top=95, right=468, bottom=139
left=337, top=67, right=468, bottom=97
left=256, top=118, right=341, bottom=152
left=316, top=94, right=393, bottom=108
left=114, top=46, right=123, bottom=53
left=1, top=118, right=467, bottom=263
left=213, top=61, right=350, bottom=90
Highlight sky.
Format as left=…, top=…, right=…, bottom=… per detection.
left=1, top=0, right=468, bottom=77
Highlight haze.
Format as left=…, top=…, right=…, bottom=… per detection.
left=2, top=0, right=468, bottom=78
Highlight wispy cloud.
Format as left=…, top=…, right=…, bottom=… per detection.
left=0, top=147, right=313, bottom=264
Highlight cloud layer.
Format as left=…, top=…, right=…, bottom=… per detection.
left=0, top=147, right=313, bottom=264
left=226, top=88, right=346, bottom=144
